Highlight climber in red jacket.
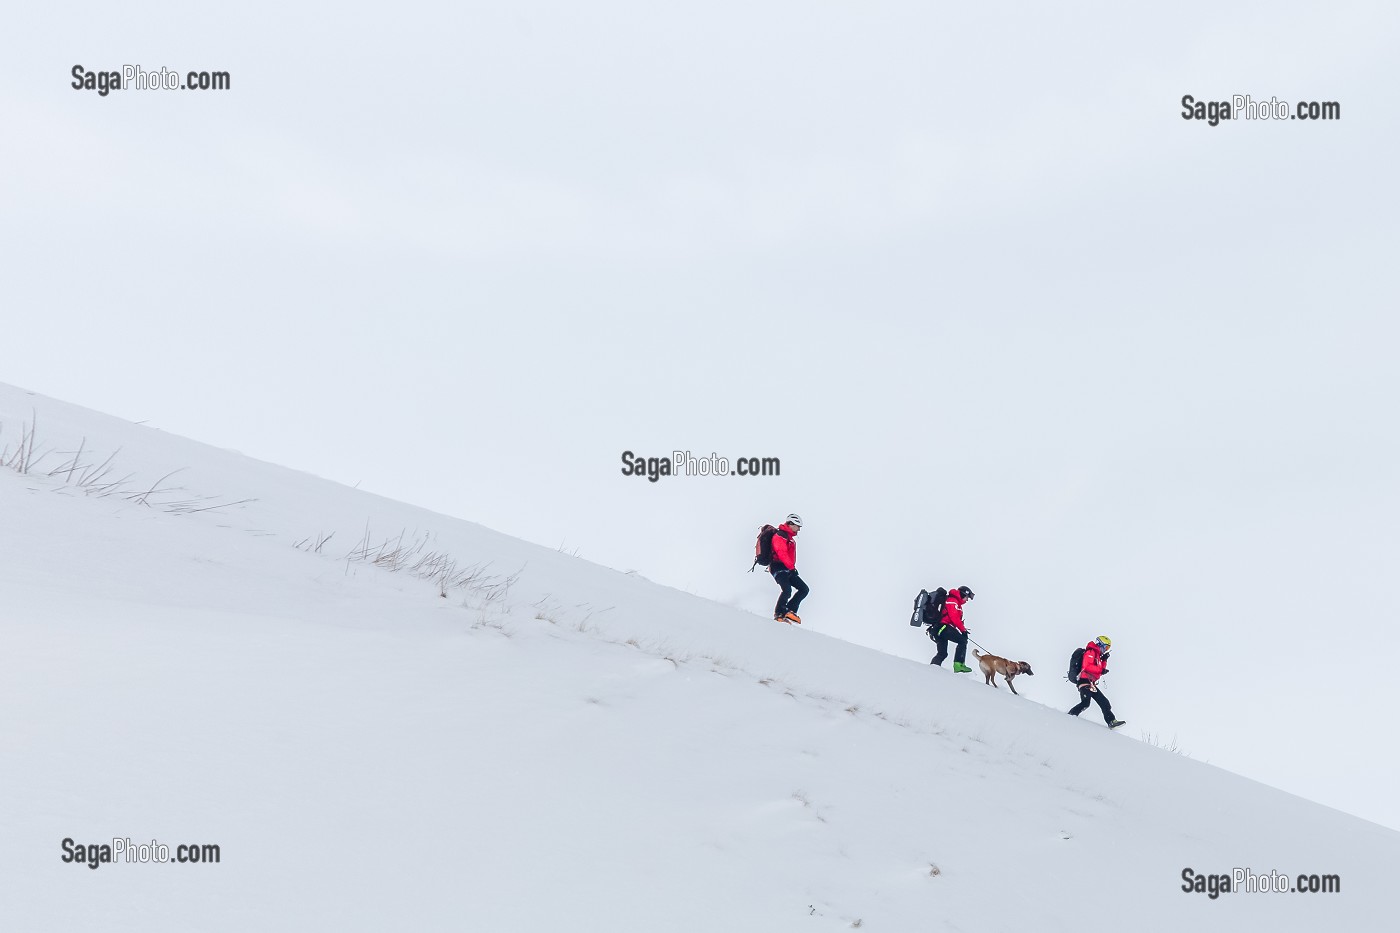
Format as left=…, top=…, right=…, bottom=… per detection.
left=769, top=513, right=808, bottom=623
left=930, top=585, right=974, bottom=672
left=1069, top=636, right=1125, bottom=728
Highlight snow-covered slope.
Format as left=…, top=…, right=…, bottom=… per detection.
left=1, top=381, right=1394, bottom=932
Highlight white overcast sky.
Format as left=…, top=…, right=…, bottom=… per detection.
left=4, top=2, right=1399, bottom=829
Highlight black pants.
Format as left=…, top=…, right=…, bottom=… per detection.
left=929, top=624, right=968, bottom=666
left=771, top=568, right=809, bottom=618
left=1069, top=680, right=1116, bottom=723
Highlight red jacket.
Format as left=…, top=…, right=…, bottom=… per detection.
left=940, top=590, right=968, bottom=633
left=770, top=523, right=798, bottom=571
left=1079, top=642, right=1107, bottom=681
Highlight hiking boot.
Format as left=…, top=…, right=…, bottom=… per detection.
left=952, top=662, right=972, bottom=673
left=783, top=611, right=802, bottom=624
left=1107, top=719, right=1127, bottom=729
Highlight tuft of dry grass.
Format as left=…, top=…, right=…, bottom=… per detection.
left=3, top=417, right=253, bottom=514
left=1140, top=732, right=1191, bottom=757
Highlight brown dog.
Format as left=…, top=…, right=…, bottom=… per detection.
left=972, top=650, right=1034, bottom=696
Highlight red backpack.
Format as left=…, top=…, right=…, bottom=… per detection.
left=750, top=524, right=784, bottom=571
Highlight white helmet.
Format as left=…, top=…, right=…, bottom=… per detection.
left=785, top=513, right=803, bottom=528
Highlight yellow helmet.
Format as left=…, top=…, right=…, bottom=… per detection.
left=1095, top=635, right=1112, bottom=650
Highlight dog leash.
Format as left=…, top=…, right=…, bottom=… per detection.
left=933, top=624, right=994, bottom=657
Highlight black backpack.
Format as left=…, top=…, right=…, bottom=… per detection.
left=909, top=587, right=948, bottom=626
left=1067, top=647, right=1085, bottom=682
left=1067, top=645, right=1111, bottom=681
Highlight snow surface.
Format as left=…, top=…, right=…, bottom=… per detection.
left=2, top=381, right=1395, bottom=932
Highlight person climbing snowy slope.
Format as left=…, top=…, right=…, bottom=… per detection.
left=930, top=585, right=975, bottom=672
left=768, top=514, right=808, bottom=624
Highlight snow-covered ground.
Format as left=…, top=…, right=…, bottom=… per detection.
left=2, top=380, right=1394, bottom=932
